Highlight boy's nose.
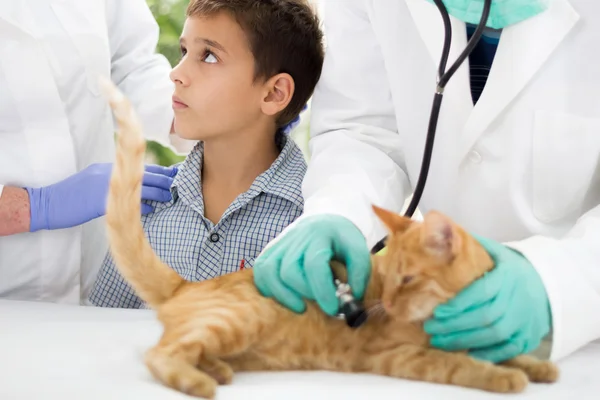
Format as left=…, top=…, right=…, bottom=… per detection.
left=170, top=64, right=189, bottom=87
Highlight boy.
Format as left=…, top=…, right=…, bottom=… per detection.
left=89, top=0, right=324, bottom=308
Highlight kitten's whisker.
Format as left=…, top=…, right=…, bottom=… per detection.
left=366, top=302, right=387, bottom=321
left=375, top=308, right=386, bottom=319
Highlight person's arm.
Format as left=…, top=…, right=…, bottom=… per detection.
left=252, top=0, right=412, bottom=316
left=105, top=0, right=175, bottom=146
left=424, top=205, right=600, bottom=364
left=504, top=208, right=600, bottom=361
left=0, top=164, right=175, bottom=237
left=0, top=185, right=30, bottom=236
left=300, top=0, right=410, bottom=249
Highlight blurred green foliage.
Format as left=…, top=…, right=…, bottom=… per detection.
left=146, top=139, right=186, bottom=166
left=147, top=0, right=189, bottom=67
left=144, top=0, right=189, bottom=166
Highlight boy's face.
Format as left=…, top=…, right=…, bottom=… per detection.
left=170, top=13, right=266, bottom=141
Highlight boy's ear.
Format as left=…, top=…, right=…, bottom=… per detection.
left=261, top=73, right=295, bottom=117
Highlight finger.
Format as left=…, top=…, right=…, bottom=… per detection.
left=472, top=233, right=514, bottom=264
left=253, top=256, right=274, bottom=298
left=344, top=249, right=371, bottom=299
left=304, top=237, right=338, bottom=316
left=253, top=253, right=306, bottom=314
left=332, top=230, right=370, bottom=299
left=525, top=319, right=545, bottom=354
left=141, top=204, right=154, bottom=215
left=141, top=186, right=172, bottom=203
left=425, top=280, right=513, bottom=335
left=266, top=273, right=306, bottom=313
left=279, top=231, right=315, bottom=300
left=435, top=266, right=505, bottom=316
left=425, top=298, right=497, bottom=336
left=144, top=164, right=178, bottom=177
left=281, top=253, right=314, bottom=300
left=142, top=172, right=175, bottom=190
left=468, top=339, right=523, bottom=363
left=430, top=313, right=519, bottom=351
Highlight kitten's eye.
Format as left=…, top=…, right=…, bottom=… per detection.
left=402, top=276, right=414, bottom=285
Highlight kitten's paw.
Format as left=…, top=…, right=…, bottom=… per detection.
left=199, top=357, right=234, bottom=385
left=210, top=368, right=234, bottom=385
left=144, top=346, right=219, bottom=398
left=182, top=376, right=217, bottom=399
left=501, top=355, right=559, bottom=383
left=484, top=368, right=528, bottom=393
left=522, top=361, right=559, bottom=383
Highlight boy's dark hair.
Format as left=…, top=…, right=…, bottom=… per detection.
left=187, top=0, right=324, bottom=127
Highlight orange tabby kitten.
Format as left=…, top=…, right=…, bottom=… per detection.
left=99, top=78, right=558, bottom=399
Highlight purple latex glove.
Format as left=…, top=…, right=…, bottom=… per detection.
left=25, top=163, right=177, bottom=232
left=281, top=104, right=308, bottom=135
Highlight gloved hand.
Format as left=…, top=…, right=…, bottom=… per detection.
left=424, top=235, right=552, bottom=363
left=253, top=214, right=371, bottom=316
left=26, top=163, right=177, bottom=232
left=281, top=104, right=308, bottom=135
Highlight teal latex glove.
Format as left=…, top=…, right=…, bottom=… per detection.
left=424, top=235, right=552, bottom=363
left=253, top=214, right=371, bottom=316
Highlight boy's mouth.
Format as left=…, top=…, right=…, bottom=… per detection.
left=172, top=96, right=189, bottom=109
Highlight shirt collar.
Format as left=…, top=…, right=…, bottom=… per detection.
left=169, top=134, right=306, bottom=210
left=244, top=134, right=306, bottom=209
left=169, top=142, right=202, bottom=211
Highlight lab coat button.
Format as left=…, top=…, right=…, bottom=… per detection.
left=209, top=233, right=220, bottom=243
left=468, top=151, right=482, bottom=164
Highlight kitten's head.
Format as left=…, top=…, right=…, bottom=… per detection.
left=369, top=205, right=493, bottom=323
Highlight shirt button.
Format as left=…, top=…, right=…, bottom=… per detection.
left=468, top=150, right=482, bottom=164
left=209, top=233, right=220, bottom=243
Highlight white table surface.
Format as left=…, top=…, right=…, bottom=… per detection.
left=1, top=299, right=598, bottom=400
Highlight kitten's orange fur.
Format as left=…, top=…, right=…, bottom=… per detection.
left=99, top=78, right=558, bottom=399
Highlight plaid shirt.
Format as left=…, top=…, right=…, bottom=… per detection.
left=89, top=135, right=306, bottom=308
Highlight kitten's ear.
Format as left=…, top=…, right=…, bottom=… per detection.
left=372, top=205, right=412, bottom=234
left=421, top=210, right=461, bottom=260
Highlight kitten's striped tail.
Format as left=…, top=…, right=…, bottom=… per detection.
left=99, top=77, right=183, bottom=308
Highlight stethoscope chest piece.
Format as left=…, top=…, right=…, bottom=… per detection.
left=334, top=279, right=368, bottom=328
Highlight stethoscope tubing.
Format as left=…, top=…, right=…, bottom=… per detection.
left=370, top=0, right=492, bottom=254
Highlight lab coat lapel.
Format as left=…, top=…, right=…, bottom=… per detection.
left=459, top=0, right=580, bottom=161
left=403, top=0, right=473, bottom=194
left=404, top=0, right=471, bottom=81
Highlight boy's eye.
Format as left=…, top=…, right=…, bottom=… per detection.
left=179, top=46, right=187, bottom=56
left=202, top=50, right=218, bottom=64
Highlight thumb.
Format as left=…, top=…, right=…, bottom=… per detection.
left=333, top=235, right=370, bottom=299
left=144, top=164, right=178, bottom=177
left=471, top=233, right=510, bottom=264
left=141, top=204, right=154, bottom=215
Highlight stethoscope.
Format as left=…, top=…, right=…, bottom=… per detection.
left=335, top=0, right=493, bottom=328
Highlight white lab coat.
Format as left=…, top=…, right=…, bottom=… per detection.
left=0, top=0, right=174, bottom=304
left=302, top=0, right=600, bottom=362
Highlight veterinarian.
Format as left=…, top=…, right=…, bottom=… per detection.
left=0, top=0, right=178, bottom=304
left=254, top=0, right=600, bottom=364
